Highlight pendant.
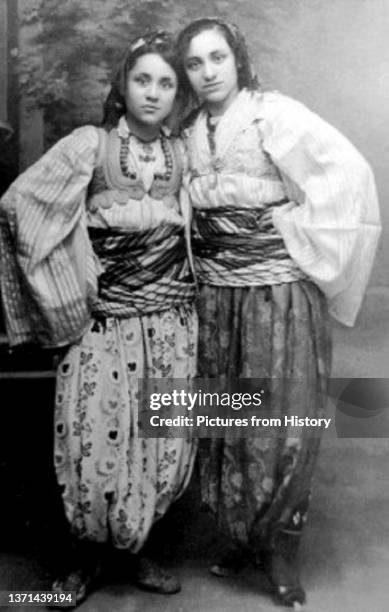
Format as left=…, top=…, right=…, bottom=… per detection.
left=142, top=143, right=154, bottom=154
left=138, top=142, right=156, bottom=162
left=209, top=173, right=218, bottom=189
left=212, top=158, right=224, bottom=172
left=138, top=154, right=156, bottom=162
left=209, top=157, right=223, bottom=188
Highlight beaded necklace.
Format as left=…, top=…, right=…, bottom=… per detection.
left=119, top=132, right=174, bottom=183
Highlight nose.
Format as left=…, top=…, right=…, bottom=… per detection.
left=203, top=60, right=216, bottom=81
left=146, top=82, right=159, bottom=100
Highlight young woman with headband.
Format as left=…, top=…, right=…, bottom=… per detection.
left=0, top=30, right=197, bottom=605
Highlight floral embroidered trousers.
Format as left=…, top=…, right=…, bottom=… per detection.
left=54, top=305, right=197, bottom=552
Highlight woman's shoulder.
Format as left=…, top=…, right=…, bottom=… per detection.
left=64, top=124, right=102, bottom=147
left=250, top=89, right=311, bottom=118
left=250, top=89, right=331, bottom=144
left=39, top=125, right=102, bottom=163
left=7, top=125, right=102, bottom=192
left=42, top=125, right=104, bottom=167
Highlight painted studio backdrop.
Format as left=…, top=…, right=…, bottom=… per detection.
left=1, top=0, right=388, bottom=291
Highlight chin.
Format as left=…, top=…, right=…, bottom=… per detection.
left=139, top=115, right=164, bottom=127
left=204, top=92, right=226, bottom=104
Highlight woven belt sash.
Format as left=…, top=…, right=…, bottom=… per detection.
left=89, top=224, right=195, bottom=317
left=192, top=203, right=306, bottom=286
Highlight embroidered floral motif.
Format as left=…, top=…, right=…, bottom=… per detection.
left=197, top=282, right=331, bottom=548
left=54, top=308, right=198, bottom=551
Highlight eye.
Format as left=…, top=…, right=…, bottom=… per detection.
left=212, top=52, right=226, bottom=64
left=133, top=74, right=150, bottom=86
left=186, top=58, right=201, bottom=71
left=160, top=79, right=175, bottom=90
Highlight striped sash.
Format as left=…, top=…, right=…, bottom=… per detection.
left=89, top=224, right=195, bottom=317
left=192, top=204, right=306, bottom=286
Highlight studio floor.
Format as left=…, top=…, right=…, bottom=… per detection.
left=1, top=288, right=389, bottom=612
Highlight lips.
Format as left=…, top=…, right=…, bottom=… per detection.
left=142, top=105, right=159, bottom=112
left=203, top=82, right=222, bottom=92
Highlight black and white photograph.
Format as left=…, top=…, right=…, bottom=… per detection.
left=0, top=1, right=388, bottom=610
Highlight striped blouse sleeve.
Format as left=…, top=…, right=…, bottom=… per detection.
left=260, top=92, right=381, bottom=326
left=0, top=125, right=100, bottom=346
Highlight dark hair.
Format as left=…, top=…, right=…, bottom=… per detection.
left=175, top=18, right=259, bottom=112
left=102, top=30, right=180, bottom=129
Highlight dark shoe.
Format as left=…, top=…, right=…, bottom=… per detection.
left=135, top=557, right=181, bottom=594
left=51, top=550, right=101, bottom=608
left=262, top=550, right=306, bottom=608
left=210, top=547, right=248, bottom=577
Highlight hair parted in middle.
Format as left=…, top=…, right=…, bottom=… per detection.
left=102, top=29, right=180, bottom=129
left=175, top=17, right=259, bottom=111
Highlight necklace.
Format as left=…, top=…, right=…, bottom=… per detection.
left=206, top=113, right=224, bottom=188
left=119, top=132, right=174, bottom=183
left=138, top=142, right=157, bottom=163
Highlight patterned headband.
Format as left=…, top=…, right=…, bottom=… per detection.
left=102, top=29, right=175, bottom=127
left=128, top=29, right=173, bottom=54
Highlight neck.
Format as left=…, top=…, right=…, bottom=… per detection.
left=125, top=114, right=161, bottom=142
left=206, top=104, right=225, bottom=117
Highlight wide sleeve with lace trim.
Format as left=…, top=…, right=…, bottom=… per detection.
left=0, top=125, right=101, bottom=346
left=259, top=91, right=381, bottom=326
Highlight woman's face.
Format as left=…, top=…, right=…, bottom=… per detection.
left=184, top=28, right=239, bottom=115
left=125, top=52, right=177, bottom=127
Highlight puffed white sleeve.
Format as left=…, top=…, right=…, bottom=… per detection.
left=0, top=125, right=101, bottom=346
left=260, top=92, right=381, bottom=326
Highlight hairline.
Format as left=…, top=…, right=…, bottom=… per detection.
left=180, top=22, right=236, bottom=59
